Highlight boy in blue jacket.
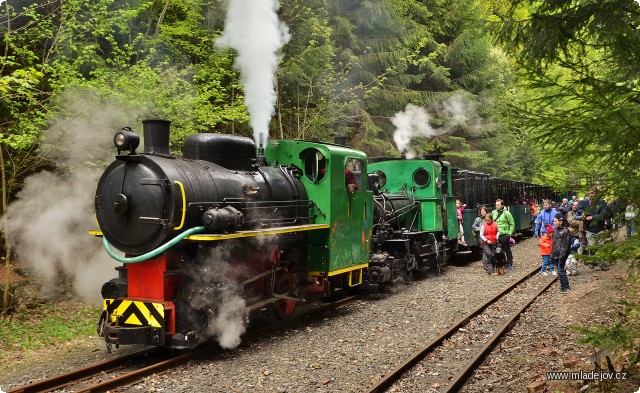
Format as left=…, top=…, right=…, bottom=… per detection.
left=534, top=199, right=558, bottom=238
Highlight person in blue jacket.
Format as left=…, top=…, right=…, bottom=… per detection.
left=534, top=199, right=558, bottom=238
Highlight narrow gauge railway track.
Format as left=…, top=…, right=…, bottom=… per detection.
left=365, top=266, right=557, bottom=393
left=8, top=295, right=361, bottom=393
left=5, top=348, right=162, bottom=393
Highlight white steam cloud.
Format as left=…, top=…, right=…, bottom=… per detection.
left=4, top=91, right=133, bottom=302
left=209, top=291, right=246, bottom=349
left=186, top=247, right=248, bottom=349
left=216, top=0, right=290, bottom=147
left=392, top=94, right=479, bottom=159
left=392, top=104, right=435, bottom=159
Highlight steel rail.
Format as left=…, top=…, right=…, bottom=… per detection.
left=443, top=273, right=557, bottom=392
left=75, top=346, right=214, bottom=393
left=364, top=265, right=551, bottom=393
left=6, top=349, right=159, bottom=393
left=76, top=294, right=363, bottom=393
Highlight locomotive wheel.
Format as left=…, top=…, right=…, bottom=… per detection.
left=272, top=272, right=298, bottom=321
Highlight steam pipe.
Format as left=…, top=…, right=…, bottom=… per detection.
left=102, top=226, right=206, bottom=263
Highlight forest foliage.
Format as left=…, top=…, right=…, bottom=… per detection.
left=0, top=3, right=637, bottom=216
left=0, top=0, right=538, bottom=202
left=0, top=0, right=637, bottom=198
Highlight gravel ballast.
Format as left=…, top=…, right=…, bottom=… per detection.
left=1, top=237, right=627, bottom=392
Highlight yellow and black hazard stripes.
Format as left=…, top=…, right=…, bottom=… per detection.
left=104, top=299, right=165, bottom=328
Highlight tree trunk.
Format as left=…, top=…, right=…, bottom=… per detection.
left=1, top=145, right=12, bottom=315
left=155, top=0, right=171, bottom=37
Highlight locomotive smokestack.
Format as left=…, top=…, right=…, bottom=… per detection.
left=334, top=135, right=349, bottom=146
left=256, top=134, right=267, bottom=166
left=143, top=119, right=171, bottom=155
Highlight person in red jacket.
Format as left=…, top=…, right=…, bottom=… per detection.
left=479, top=213, right=500, bottom=275
left=538, top=224, right=555, bottom=276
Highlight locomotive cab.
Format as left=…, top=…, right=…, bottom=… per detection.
left=266, top=140, right=374, bottom=294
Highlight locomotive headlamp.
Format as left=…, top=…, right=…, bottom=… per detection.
left=113, top=127, right=140, bottom=154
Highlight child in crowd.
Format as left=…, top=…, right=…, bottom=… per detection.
left=565, top=238, right=580, bottom=276
left=551, top=214, right=572, bottom=293
left=479, top=212, right=499, bottom=275
left=538, top=224, right=555, bottom=276
left=472, top=206, right=488, bottom=244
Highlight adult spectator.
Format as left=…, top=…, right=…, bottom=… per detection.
left=577, top=189, right=595, bottom=212
left=472, top=206, right=489, bottom=244
left=534, top=199, right=558, bottom=238
left=625, top=198, right=637, bottom=239
left=479, top=211, right=499, bottom=275
left=566, top=200, right=581, bottom=240
left=492, top=199, right=515, bottom=270
left=583, top=195, right=609, bottom=270
left=575, top=189, right=595, bottom=247
left=529, top=200, right=539, bottom=230
left=560, top=198, right=570, bottom=211
left=606, top=197, right=622, bottom=232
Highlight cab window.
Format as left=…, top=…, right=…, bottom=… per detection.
left=345, top=158, right=363, bottom=191
left=303, top=149, right=327, bottom=183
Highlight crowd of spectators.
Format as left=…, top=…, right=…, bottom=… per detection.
left=462, top=189, right=637, bottom=292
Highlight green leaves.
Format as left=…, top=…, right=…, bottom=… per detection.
left=493, top=0, right=640, bottom=195
left=490, top=0, right=640, bottom=368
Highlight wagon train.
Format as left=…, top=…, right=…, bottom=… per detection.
left=91, top=120, right=556, bottom=349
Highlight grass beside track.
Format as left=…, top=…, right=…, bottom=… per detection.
left=0, top=301, right=101, bottom=358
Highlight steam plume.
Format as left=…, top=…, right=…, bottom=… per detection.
left=392, top=104, right=436, bottom=159
left=4, top=91, right=133, bottom=302
left=216, top=0, right=290, bottom=147
left=392, top=94, right=479, bottom=159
